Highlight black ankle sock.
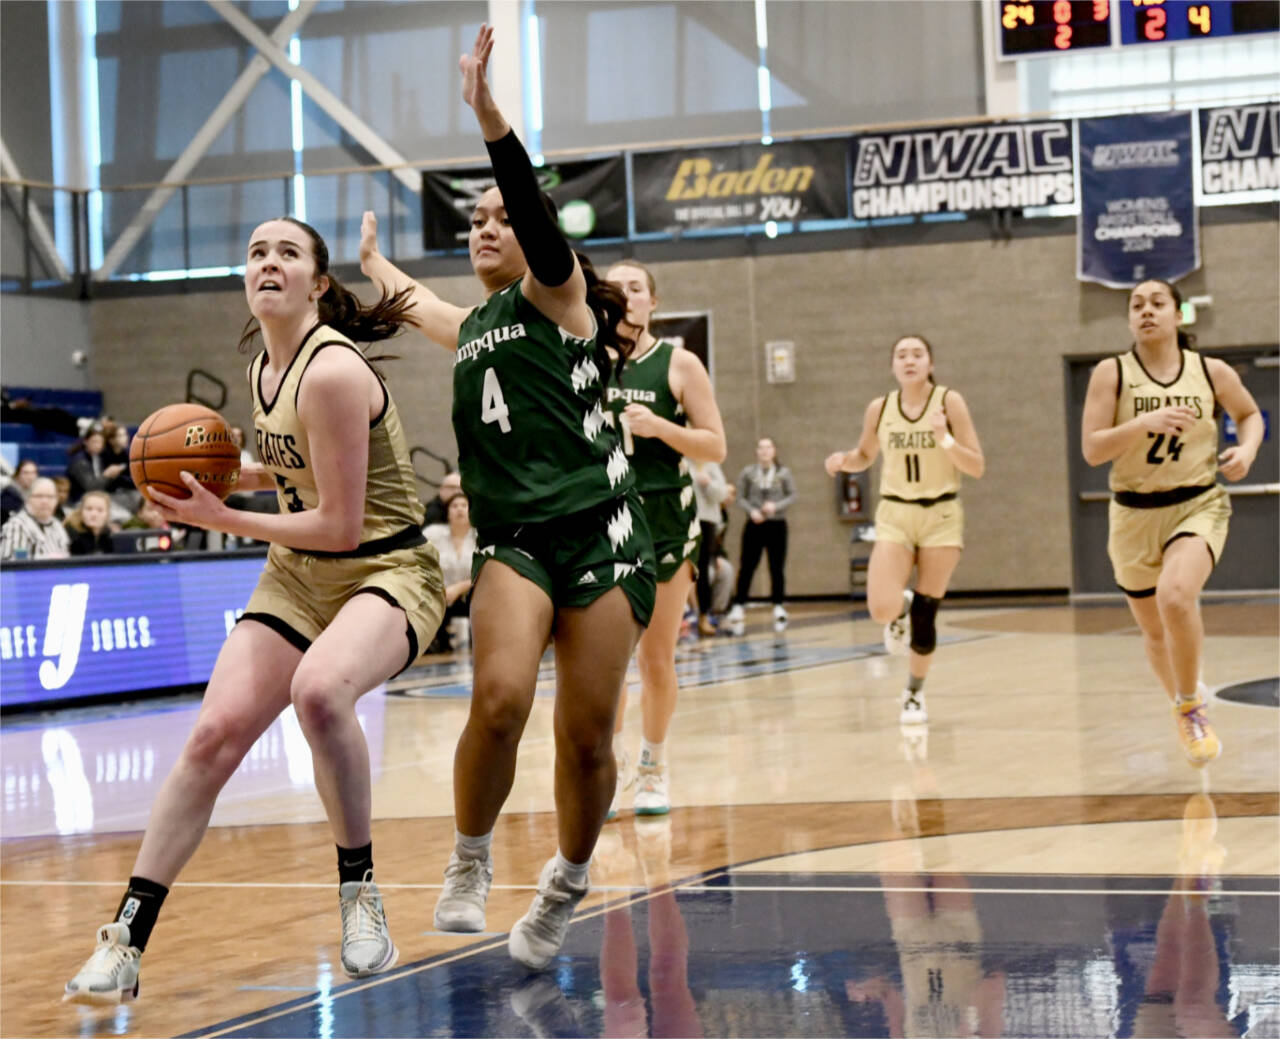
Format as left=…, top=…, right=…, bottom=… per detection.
left=115, top=876, right=169, bottom=951
left=337, top=842, right=374, bottom=885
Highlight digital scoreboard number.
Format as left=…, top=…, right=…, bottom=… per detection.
left=998, top=1, right=1114, bottom=57
left=1119, top=0, right=1280, bottom=45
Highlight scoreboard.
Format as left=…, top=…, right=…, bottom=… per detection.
left=998, top=0, right=1278, bottom=57
left=1119, top=1, right=1280, bottom=44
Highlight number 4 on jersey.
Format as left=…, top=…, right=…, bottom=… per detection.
left=481, top=367, right=511, bottom=433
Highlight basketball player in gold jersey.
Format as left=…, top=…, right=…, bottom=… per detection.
left=1081, top=278, right=1262, bottom=766
left=825, top=335, right=985, bottom=729
left=64, top=218, right=445, bottom=1004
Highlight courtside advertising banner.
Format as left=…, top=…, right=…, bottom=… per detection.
left=422, top=156, right=628, bottom=250
left=631, top=139, right=849, bottom=234
left=849, top=118, right=1075, bottom=219
left=1078, top=111, right=1199, bottom=288
left=1199, top=102, right=1280, bottom=199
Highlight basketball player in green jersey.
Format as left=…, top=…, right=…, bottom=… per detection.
left=603, top=262, right=726, bottom=817
left=64, top=218, right=445, bottom=1005
left=1081, top=279, right=1262, bottom=766
left=825, top=335, right=985, bottom=730
left=358, top=25, right=656, bottom=971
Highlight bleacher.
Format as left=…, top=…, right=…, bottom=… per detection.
left=1, top=387, right=105, bottom=473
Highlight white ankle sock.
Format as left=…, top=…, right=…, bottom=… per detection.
left=555, top=851, right=590, bottom=888
left=640, top=739, right=665, bottom=769
left=455, top=829, right=492, bottom=860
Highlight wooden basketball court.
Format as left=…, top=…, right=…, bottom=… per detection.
left=3, top=598, right=1276, bottom=1037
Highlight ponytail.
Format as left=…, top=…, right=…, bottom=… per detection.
left=577, top=251, right=635, bottom=384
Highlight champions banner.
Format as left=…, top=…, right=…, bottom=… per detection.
left=631, top=138, right=848, bottom=234
left=422, top=156, right=627, bottom=250
left=1199, top=103, right=1280, bottom=198
left=1078, top=111, right=1199, bottom=288
left=849, top=118, right=1075, bottom=218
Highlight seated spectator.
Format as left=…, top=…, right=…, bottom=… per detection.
left=0, top=477, right=70, bottom=560
left=66, top=428, right=127, bottom=504
left=230, top=425, right=256, bottom=468
left=1, top=387, right=94, bottom=438
left=424, top=491, right=475, bottom=652
left=52, top=476, right=72, bottom=521
left=422, top=470, right=462, bottom=527
left=102, top=422, right=142, bottom=518
left=1, top=458, right=39, bottom=526
left=66, top=489, right=116, bottom=555
left=123, top=496, right=186, bottom=551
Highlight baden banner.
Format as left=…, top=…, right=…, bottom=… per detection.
left=422, top=156, right=627, bottom=250
left=1078, top=111, right=1199, bottom=288
left=632, top=138, right=848, bottom=233
left=1199, top=102, right=1280, bottom=199
left=849, top=118, right=1075, bottom=218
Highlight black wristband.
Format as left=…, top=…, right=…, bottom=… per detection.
left=485, top=131, right=575, bottom=287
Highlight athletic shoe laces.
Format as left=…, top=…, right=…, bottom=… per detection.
left=523, top=876, right=578, bottom=945
left=443, top=856, right=491, bottom=895
left=83, top=937, right=136, bottom=979
left=342, top=879, right=387, bottom=945
left=1180, top=705, right=1209, bottom=742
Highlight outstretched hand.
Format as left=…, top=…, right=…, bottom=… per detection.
left=460, top=23, right=495, bottom=113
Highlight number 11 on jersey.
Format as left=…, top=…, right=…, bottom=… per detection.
left=481, top=367, right=511, bottom=433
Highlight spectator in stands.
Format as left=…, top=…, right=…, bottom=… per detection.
left=1, top=458, right=39, bottom=526
left=103, top=421, right=142, bottom=518
left=66, top=428, right=127, bottom=504
left=124, top=496, right=186, bottom=551
left=230, top=425, right=256, bottom=468
left=0, top=477, right=70, bottom=560
left=1, top=387, right=94, bottom=438
left=421, top=470, right=462, bottom=527
left=66, top=489, right=116, bottom=556
left=52, top=476, right=73, bottom=520
left=424, top=491, right=476, bottom=651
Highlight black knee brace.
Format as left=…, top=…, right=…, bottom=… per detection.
left=909, top=592, right=941, bottom=655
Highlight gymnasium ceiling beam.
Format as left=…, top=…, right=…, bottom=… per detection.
left=96, top=1, right=317, bottom=281
left=0, top=136, right=71, bottom=282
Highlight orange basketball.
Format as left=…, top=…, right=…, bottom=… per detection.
left=130, top=403, right=241, bottom=501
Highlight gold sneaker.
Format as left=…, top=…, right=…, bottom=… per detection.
left=1173, top=697, right=1222, bottom=766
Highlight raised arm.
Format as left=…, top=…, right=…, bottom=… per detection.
left=1206, top=356, right=1263, bottom=481
left=460, top=25, right=592, bottom=336
left=1081, top=358, right=1197, bottom=466
left=359, top=211, right=469, bottom=350
left=825, top=396, right=885, bottom=476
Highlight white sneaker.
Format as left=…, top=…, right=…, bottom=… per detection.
left=633, top=764, right=670, bottom=816
left=509, top=858, right=589, bottom=971
left=884, top=589, right=914, bottom=656
left=434, top=851, right=493, bottom=932
left=899, top=688, right=927, bottom=725
left=726, top=603, right=745, bottom=637
left=607, top=746, right=633, bottom=821
left=773, top=604, right=788, bottom=633
left=338, top=871, right=398, bottom=978
left=63, top=922, right=141, bottom=1004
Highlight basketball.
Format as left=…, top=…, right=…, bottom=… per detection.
left=129, top=403, right=242, bottom=501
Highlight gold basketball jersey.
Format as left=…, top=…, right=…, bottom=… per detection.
left=876, top=385, right=959, bottom=502
left=249, top=323, right=424, bottom=545
left=1110, top=349, right=1218, bottom=495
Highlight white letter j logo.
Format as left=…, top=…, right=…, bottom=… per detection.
left=38, top=583, right=89, bottom=690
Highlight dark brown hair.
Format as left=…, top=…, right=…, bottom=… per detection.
left=1129, top=278, right=1196, bottom=349
left=578, top=251, right=635, bottom=384
left=237, top=217, right=416, bottom=360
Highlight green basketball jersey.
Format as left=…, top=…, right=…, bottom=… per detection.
left=453, top=280, right=633, bottom=530
left=1110, top=348, right=1219, bottom=494
left=605, top=339, right=692, bottom=495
